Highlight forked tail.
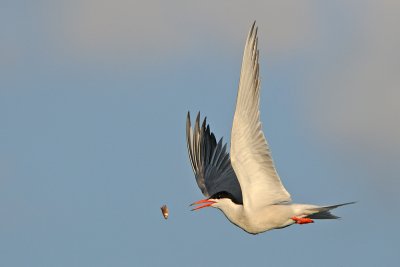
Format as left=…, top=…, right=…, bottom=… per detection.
left=307, top=202, right=356, bottom=219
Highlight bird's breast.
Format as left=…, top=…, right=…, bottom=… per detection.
left=236, top=205, right=294, bottom=234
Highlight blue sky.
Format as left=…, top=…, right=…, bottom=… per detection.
left=1, top=1, right=399, bottom=266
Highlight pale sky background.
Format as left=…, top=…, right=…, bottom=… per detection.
left=1, top=1, right=399, bottom=266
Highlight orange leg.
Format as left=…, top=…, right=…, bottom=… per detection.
left=291, top=217, right=314, bottom=224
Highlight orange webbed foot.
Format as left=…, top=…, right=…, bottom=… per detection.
left=291, top=217, right=314, bottom=224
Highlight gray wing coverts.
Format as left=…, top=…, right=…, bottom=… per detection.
left=186, top=112, right=243, bottom=204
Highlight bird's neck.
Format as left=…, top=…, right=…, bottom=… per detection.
left=217, top=203, right=246, bottom=229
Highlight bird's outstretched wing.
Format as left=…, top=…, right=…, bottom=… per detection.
left=230, top=22, right=291, bottom=208
left=186, top=112, right=243, bottom=204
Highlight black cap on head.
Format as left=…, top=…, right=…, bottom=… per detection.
left=209, top=191, right=242, bottom=205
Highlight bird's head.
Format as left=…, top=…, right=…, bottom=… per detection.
left=190, top=191, right=240, bottom=211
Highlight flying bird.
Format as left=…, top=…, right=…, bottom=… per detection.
left=186, top=22, right=354, bottom=235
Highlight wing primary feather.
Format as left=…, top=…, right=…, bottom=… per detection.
left=215, top=142, right=228, bottom=170
left=210, top=138, right=223, bottom=168
left=230, top=22, right=291, bottom=208
left=186, top=112, right=196, bottom=173
left=186, top=112, right=243, bottom=203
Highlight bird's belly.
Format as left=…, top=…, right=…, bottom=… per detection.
left=239, top=207, right=294, bottom=234
left=239, top=219, right=280, bottom=234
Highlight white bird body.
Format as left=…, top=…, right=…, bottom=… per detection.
left=186, top=22, right=354, bottom=235
left=215, top=201, right=294, bottom=234
left=215, top=200, right=334, bottom=234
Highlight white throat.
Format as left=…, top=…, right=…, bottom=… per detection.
left=213, top=200, right=246, bottom=230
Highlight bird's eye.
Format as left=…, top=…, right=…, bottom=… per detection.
left=215, top=192, right=226, bottom=199
left=210, top=191, right=232, bottom=200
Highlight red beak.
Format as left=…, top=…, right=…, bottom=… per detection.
left=190, top=199, right=216, bottom=211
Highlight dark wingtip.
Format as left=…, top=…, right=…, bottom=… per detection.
left=250, top=21, right=257, bottom=36
left=251, top=20, right=256, bottom=29
left=186, top=111, right=191, bottom=128
left=201, top=116, right=207, bottom=131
